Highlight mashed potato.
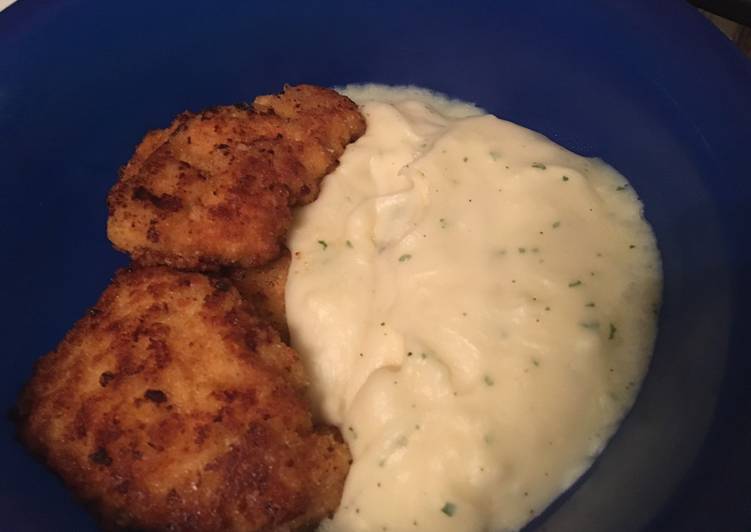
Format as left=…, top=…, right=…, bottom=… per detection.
left=287, top=85, right=662, bottom=532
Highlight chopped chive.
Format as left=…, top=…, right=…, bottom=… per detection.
left=532, top=162, right=546, bottom=169
left=580, top=321, right=600, bottom=330
left=568, top=280, right=582, bottom=287
left=346, top=240, right=353, bottom=248
left=518, top=247, right=526, bottom=254
left=562, top=175, right=570, bottom=182
left=483, top=375, right=495, bottom=386
left=552, top=221, right=561, bottom=229
left=490, top=151, right=501, bottom=160
left=462, top=156, right=469, bottom=162
left=317, top=240, right=328, bottom=250
left=441, top=502, right=457, bottom=517
left=399, top=254, right=412, bottom=262
left=615, top=184, right=629, bottom=191
left=609, top=323, right=617, bottom=340
left=532, top=358, right=540, bottom=367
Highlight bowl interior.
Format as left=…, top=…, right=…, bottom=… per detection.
left=0, top=2, right=744, bottom=531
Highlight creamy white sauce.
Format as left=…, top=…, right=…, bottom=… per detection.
left=286, top=85, right=662, bottom=532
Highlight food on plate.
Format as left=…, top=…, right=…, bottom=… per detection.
left=19, top=78, right=662, bottom=532
left=286, top=85, right=662, bottom=531
left=17, top=267, right=350, bottom=532
left=232, top=249, right=291, bottom=340
left=19, top=84, right=364, bottom=531
left=107, top=85, right=366, bottom=271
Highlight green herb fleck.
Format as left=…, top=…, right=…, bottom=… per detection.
left=580, top=321, right=600, bottom=330
left=420, top=352, right=428, bottom=359
left=439, top=218, right=448, bottom=229
left=518, top=247, right=527, bottom=254
left=346, top=240, right=353, bottom=248
left=462, top=156, right=469, bottom=162
left=398, top=254, right=412, bottom=262
left=532, top=162, right=546, bottom=170
left=532, top=358, right=540, bottom=367
left=562, top=175, right=570, bottom=182
left=552, top=221, right=561, bottom=229
left=629, top=244, right=636, bottom=249
left=568, top=280, right=582, bottom=287
left=483, top=375, right=495, bottom=386
left=585, top=302, right=596, bottom=308
left=615, top=184, right=629, bottom=191
left=609, top=323, right=617, bottom=340
left=441, top=502, right=457, bottom=517
left=490, top=151, right=501, bottom=161
left=317, top=240, right=328, bottom=250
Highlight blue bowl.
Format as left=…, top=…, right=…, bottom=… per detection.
left=1, top=1, right=749, bottom=530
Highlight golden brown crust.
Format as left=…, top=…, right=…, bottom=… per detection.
left=17, top=267, right=350, bottom=531
left=107, top=85, right=366, bottom=271
left=232, top=250, right=291, bottom=341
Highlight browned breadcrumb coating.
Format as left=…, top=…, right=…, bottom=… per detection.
left=17, top=267, right=350, bottom=532
left=107, top=85, right=365, bottom=271
left=232, top=249, right=291, bottom=341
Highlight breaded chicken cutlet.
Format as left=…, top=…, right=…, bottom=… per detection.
left=107, top=85, right=365, bottom=271
left=232, top=250, right=291, bottom=340
left=17, top=267, right=351, bottom=532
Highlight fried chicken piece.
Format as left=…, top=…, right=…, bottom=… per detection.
left=107, top=85, right=365, bottom=271
left=17, top=267, right=350, bottom=532
left=232, top=249, right=291, bottom=340
left=253, top=84, right=369, bottom=201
